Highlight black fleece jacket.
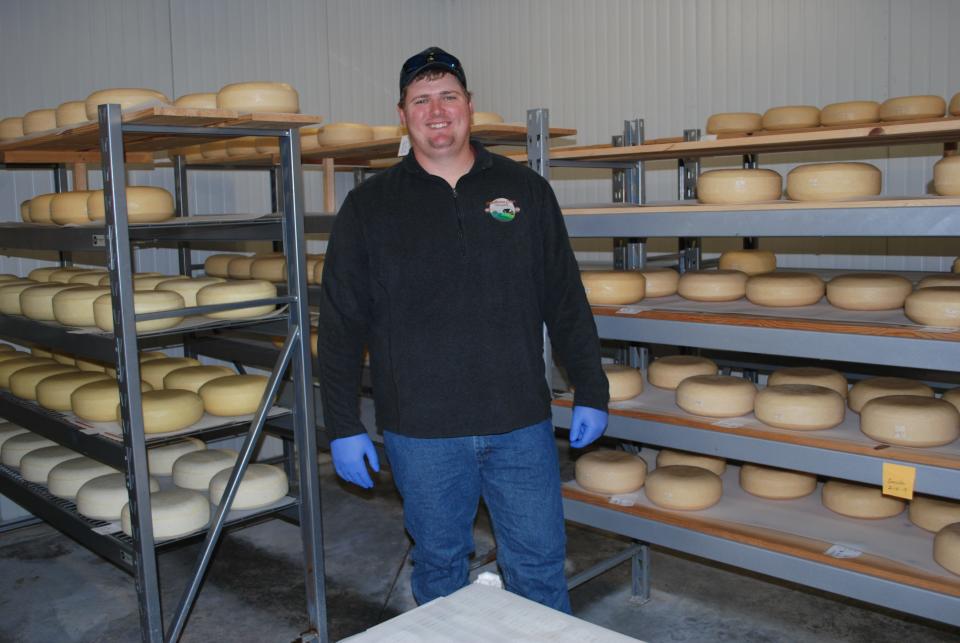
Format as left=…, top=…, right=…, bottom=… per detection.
left=317, top=141, right=608, bottom=440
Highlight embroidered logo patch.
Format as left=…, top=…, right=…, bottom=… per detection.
left=485, top=197, right=519, bottom=222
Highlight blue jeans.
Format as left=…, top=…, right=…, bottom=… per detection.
left=383, top=419, right=570, bottom=613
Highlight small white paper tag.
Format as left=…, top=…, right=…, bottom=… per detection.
left=398, top=135, right=411, bottom=156
left=713, top=419, right=745, bottom=428
left=824, top=544, right=862, bottom=559
left=701, top=134, right=718, bottom=141
left=609, top=495, right=636, bottom=507
left=617, top=306, right=650, bottom=315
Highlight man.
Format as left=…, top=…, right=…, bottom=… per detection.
left=316, top=46, right=609, bottom=613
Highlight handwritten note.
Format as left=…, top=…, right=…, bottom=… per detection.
left=882, top=462, right=916, bottom=500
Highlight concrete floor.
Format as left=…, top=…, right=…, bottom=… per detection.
left=1, top=447, right=958, bottom=642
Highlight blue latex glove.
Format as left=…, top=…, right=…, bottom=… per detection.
left=569, top=405, right=608, bottom=448
left=330, top=433, right=380, bottom=489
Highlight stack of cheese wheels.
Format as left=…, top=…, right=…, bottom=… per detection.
left=0, top=283, right=38, bottom=314
left=203, top=254, right=243, bottom=278
left=370, top=125, right=401, bottom=140
left=93, top=290, right=185, bottom=332
left=677, top=270, right=748, bottom=302
left=55, top=100, right=90, bottom=127
left=580, top=270, right=645, bottom=305
left=945, top=388, right=960, bottom=413
left=696, top=168, right=782, bottom=204
left=121, top=488, right=211, bottom=540
left=645, top=465, right=723, bottom=510
left=786, top=162, right=882, bottom=201
left=935, top=523, right=960, bottom=576
left=139, top=357, right=202, bottom=389
left=50, top=191, right=93, bottom=225
left=10, top=364, right=78, bottom=400
left=20, top=446, right=79, bottom=483
left=209, top=463, right=289, bottom=509
left=909, top=495, right=960, bottom=532
left=471, top=112, right=504, bottom=125
left=22, top=108, right=57, bottom=135
left=77, top=472, right=160, bottom=520
left=647, top=355, right=718, bottom=390
left=250, top=256, right=288, bottom=282
left=745, top=272, right=825, bottom=307
left=84, top=88, right=169, bottom=119
left=739, top=463, right=817, bottom=499
left=879, top=95, right=946, bottom=122
left=227, top=255, right=259, bottom=279
left=21, top=283, right=84, bottom=320
left=36, top=371, right=112, bottom=411
left=172, top=449, right=239, bottom=490
left=848, top=376, right=934, bottom=413
left=0, top=357, right=56, bottom=388
left=156, top=277, right=225, bottom=306
left=676, top=375, right=757, bottom=417
left=317, top=122, right=374, bottom=146
left=173, top=92, right=218, bottom=109
left=822, top=479, right=905, bottom=519
left=761, top=105, right=820, bottom=130
left=575, top=450, right=647, bottom=494
left=754, top=384, right=846, bottom=430
left=917, top=274, right=960, bottom=289
left=196, top=280, right=277, bottom=319
left=767, top=366, right=848, bottom=398
left=134, top=390, right=205, bottom=433
left=199, top=374, right=271, bottom=416
left=933, top=156, right=960, bottom=196
left=904, top=287, right=960, bottom=328
left=637, top=268, right=678, bottom=297
left=826, top=273, right=913, bottom=310
left=603, top=364, right=643, bottom=401
left=0, top=116, right=24, bottom=140
left=147, top=437, right=206, bottom=476
left=47, top=457, right=117, bottom=499
left=163, top=365, right=234, bottom=393
left=71, top=379, right=153, bottom=422
left=28, top=193, right=56, bottom=224
left=2, top=432, right=56, bottom=468
left=819, top=100, right=880, bottom=126
left=705, top=112, right=762, bottom=135
left=87, top=187, right=175, bottom=223
left=52, top=286, right=110, bottom=326
left=217, top=81, right=299, bottom=112
left=718, top=249, right=776, bottom=275
left=860, top=396, right=960, bottom=447
left=656, top=449, right=725, bottom=475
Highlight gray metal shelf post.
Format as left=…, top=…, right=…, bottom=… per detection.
left=677, top=128, right=702, bottom=273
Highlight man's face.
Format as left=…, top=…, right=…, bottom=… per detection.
left=398, top=72, right=473, bottom=157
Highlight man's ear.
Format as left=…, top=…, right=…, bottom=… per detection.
left=397, top=104, right=407, bottom=127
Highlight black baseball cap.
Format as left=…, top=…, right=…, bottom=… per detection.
left=399, top=47, right=467, bottom=97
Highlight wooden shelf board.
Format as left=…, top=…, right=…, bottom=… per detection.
left=0, top=150, right=154, bottom=165
left=564, top=195, right=960, bottom=215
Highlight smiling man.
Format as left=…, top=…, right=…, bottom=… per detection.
left=316, top=46, right=609, bottom=613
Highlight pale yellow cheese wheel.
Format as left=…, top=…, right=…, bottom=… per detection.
left=254, top=135, right=279, bottom=155
left=705, top=112, right=762, bottom=135
left=909, top=495, right=960, bottom=533
left=20, top=283, right=83, bottom=320
left=0, top=423, right=29, bottom=451
left=55, top=100, right=90, bottom=127
left=917, top=274, right=960, bottom=289
left=0, top=116, right=24, bottom=140
left=132, top=275, right=177, bottom=291
left=155, top=276, right=225, bottom=306
left=932, top=156, right=960, bottom=196
left=52, top=286, right=110, bottom=326
left=217, top=81, right=299, bottom=113
left=31, top=346, right=53, bottom=359
left=826, top=273, right=913, bottom=311
left=644, top=465, right=722, bottom=510
left=9, top=364, right=78, bottom=400
left=203, top=253, right=243, bottom=278
left=676, top=375, right=757, bottom=417
left=250, top=256, right=288, bottom=282
left=739, top=463, right=817, bottom=500
left=860, top=395, right=960, bottom=447
left=299, top=127, right=323, bottom=153
left=955, top=257, right=960, bottom=273
left=77, top=473, right=160, bottom=521
left=471, top=112, right=504, bottom=125
left=74, top=356, right=110, bottom=373
left=85, top=88, right=170, bottom=120
left=879, top=95, right=946, bottom=122
left=163, top=365, right=235, bottom=393
left=20, top=446, right=79, bottom=483
left=746, top=271, right=825, bottom=307
left=20, top=199, right=31, bottom=222
left=718, top=249, right=776, bottom=275
left=848, top=377, right=934, bottom=413
left=200, top=140, right=230, bottom=160
left=944, top=388, right=960, bottom=413
left=28, top=266, right=61, bottom=282
left=317, top=122, right=374, bottom=146
left=48, top=267, right=99, bottom=283
left=933, top=523, right=960, bottom=577
left=147, top=437, right=206, bottom=476
left=225, top=137, right=259, bottom=157
left=121, top=488, right=210, bottom=540
left=209, top=463, right=289, bottom=509
left=580, top=271, right=645, bottom=305
left=951, top=92, right=960, bottom=117
left=647, top=355, right=718, bottom=390
left=638, top=268, right=679, bottom=297
left=754, top=384, right=846, bottom=430
left=51, top=350, right=74, bottom=366
left=172, top=448, right=239, bottom=490
left=904, top=287, right=960, bottom=328
left=312, top=258, right=326, bottom=284
left=173, top=92, right=218, bottom=109
left=786, top=162, right=882, bottom=201
left=603, top=364, right=643, bottom=401
left=28, top=193, right=56, bottom=224
left=0, top=282, right=42, bottom=314
left=87, top=187, right=175, bottom=223
left=819, top=101, right=880, bottom=126
left=36, top=371, right=112, bottom=411
left=677, top=270, right=748, bottom=302
left=574, top=450, right=647, bottom=494
left=821, top=480, right=905, bottom=519
left=761, top=105, right=820, bottom=130
left=93, top=290, right=185, bottom=332
left=139, top=357, right=202, bottom=390
left=199, top=374, right=271, bottom=416
left=195, top=279, right=278, bottom=319
left=47, top=457, right=118, bottom=499
left=129, top=389, right=205, bottom=434
left=68, top=271, right=109, bottom=286
left=1, top=432, right=56, bottom=468
left=371, top=125, right=402, bottom=139
left=70, top=379, right=153, bottom=422
left=22, top=108, right=57, bottom=135
left=768, top=367, right=848, bottom=398
left=656, top=449, right=725, bottom=475
left=696, top=168, right=782, bottom=204
left=226, top=255, right=257, bottom=279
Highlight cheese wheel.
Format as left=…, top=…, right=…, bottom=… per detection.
left=860, top=395, right=960, bottom=447
left=299, top=127, right=323, bottom=153
left=676, top=375, right=757, bottom=417
left=580, top=271, right=645, bottom=305
left=705, top=112, right=762, bottom=135
left=104, top=351, right=172, bottom=379
left=718, top=249, right=776, bottom=275
left=0, top=116, right=24, bottom=140
left=955, top=257, right=960, bottom=273
left=934, top=523, right=960, bottom=577
left=195, top=280, right=277, bottom=319
left=9, top=364, right=78, bottom=400
left=638, top=268, right=678, bottom=297
left=20, top=283, right=84, bottom=320
left=644, top=465, right=722, bottom=510
left=754, top=384, right=846, bottom=430
left=68, top=271, right=109, bottom=286
left=471, top=112, right=504, bottom=125
left=155, top=277, right=226, bottom=307
left=909, top=495, right=960, bottom=533
left=19, top=199, right=30, bottom=221
left=217, top=81, right=299, bottom=113
left=172, top=448, right=239, bottom=490
left=786, top=162, right=882, bottom=201
left=47, top=457, right=117, bottom=499
left=848, top=377, right=934, bottom=413
left=55, top=100, right=90, bottom=127
left=131, top=389, right=205, bottom=434
left=647, top=355, right=718, bottom=390
left=603, top=364, right=643, bottom=401
left=0, top=357, right=56, bottom=387
left=821, top=480, right=905, bottom=519
left=209, top=463, right=289, bottom=509
left=696, top=168, right=782, bottom=204
left=826, top=273, right=913, bottom=311
left=0, top=423, right=29, bottom=451
left=944, top=388, right=960, bottom=413
left=951, top=92, right=960, bottom=117
left=20, top=446, right=79, bottom=483
left=84, top=88, right=169, bottom=120
left=28, top=193, right=56, bottom=224
left=917, top=274, right=960, bottom=289
left=312, top=257, right=326, bottom=284
left=199, top=374, right=271, bottom=416
left=93, top=290, right=185, bottom=333
left=656, top=449, right=726, bottom=475
left=148, top=437, right=207, bottom=476
left=879, top=95, right=946, bottom=122
left=74, top=357, right=109, bottom=373
left=933, top=155, right=960, bottom=196
left=225, top=137, right=260, bottom=157
left=904, top=287, right=960, bottom=328
left=677, top=270, right=748, bottom=302
left=307, top=255, right=324, bottom=284
left=739, top=463, right=817, bottom=499
left=746, top=272, right=825, bottom=307
left=226, top=255, right=257, bottom=279
left=52, top=286, right=110, bottom=326
left=317, top=122, right=374, bottom=146
left=574, top=450, right=647, bottom=494
left=139, top=357, right=202, bottom=389
left=22, top=108, right=57, bottom=134
left=767, top=367, right=848, bottom=398
left=30, top=345, right=52, bottom=358
left=203, top=254, right=243, bottom=278
left=71, top=379, right=153, bottom=423
left=371, top=125, right=401, bottom=139
left=77, top=473, right=160, bottom=521
left=36, top=371, right=112, bottom=411
left=48, top=267, right=98, bottom=283
left=819, top=101, right=880, bottom=126
left=28, top=266, right=61, bottom=282
left=0, top=282, right=42, bottom=314
left=163, top=365, right=235, bottom=393
left=200, top=140, right=230, bottom=160
left=173, top=92, right=218, bottom=109
left=250, top=256, right=287, bottom=282
left=1, top=433, right=56, bottom=468
left=761, top=105, right=820, bottom=130
left=87, top=187, right=175, bottom=223
left=132, top=275, right=178, bottom=291
left=121, top=488, right=211, bottom=540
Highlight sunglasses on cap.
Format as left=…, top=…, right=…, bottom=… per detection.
left=399, top=47, right=467, bottom=95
